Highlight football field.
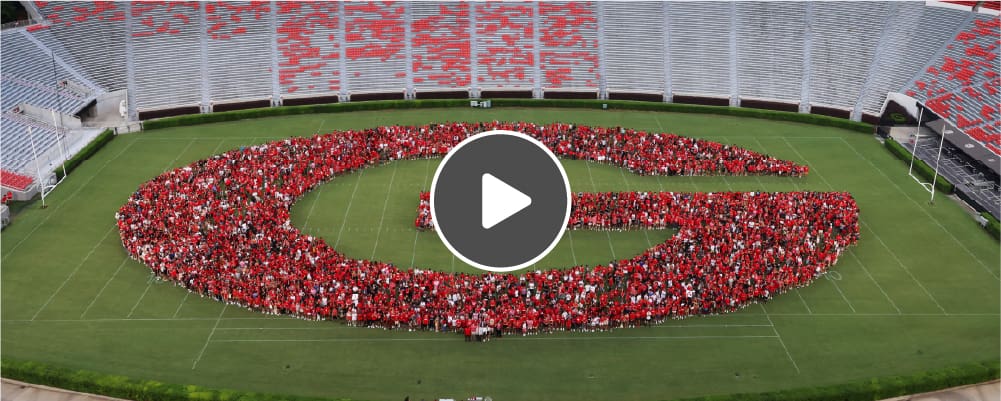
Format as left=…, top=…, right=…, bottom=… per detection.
left=2, top=107, right=998, bottom=401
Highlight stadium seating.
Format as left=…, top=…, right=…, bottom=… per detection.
left=666, top=2, right=732, bottom=98
left=808, top=2, right=888, bottom=110
left=0, top=170, right=34, bottom=191
left=11, top=0, right=988, bottom=114
left=475, top=1, right=535, bottom=89
left=411, top=2, right=471, bottom=89
left=275, top=1, right=341, bottom=96
left=601, top=2, right=664, bottom=94
left=31, top=1, right=126, bottom=91
left=343, top=1, right=407, bottom=93
left=907, top=15, right=1001, bottom=154
left=537, top=2, right=599, bottom=90
left=0, top=29, right=94, bottom=174
left=3, top=1, right=997, bottom=167
left=205, top=2, right=273, bottom=103
left=735, top=2, right=806, bottom=102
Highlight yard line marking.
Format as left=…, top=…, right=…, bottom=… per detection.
left=127, top=283, right=154, bottom=318
left=652, top=114, right=666, bottom=132
left=370, top=162, right=400, bottom=259
left=410, top=159, right=433, bottom=267
left=861, top=222, right=947, bottom=313
left=566, top=230, right=579, bottom=266
left=838, top=137, right=996, bottom=280
left=5, top=312, right=994, bottom=324
left=845, top=249, right=902, bottom=313
left=760, top=304, right=801, bottom=374
left=212, top=335, right=780, bottom=343
left=191, top=305, right=227, bottom=370
left=333, top=169, right=365, bottom=248
left=772, top=137, right=900, bottom=313
left=782, top=137, right=946, bottom=313
left=300, top=181, right=327, bottom=230
left=172, top=292, right=191, bottom=319
left=4, top=140, right=138, bottom=260
left=582, top=159, right=617, bottom=259
left=748, top=137, right=817, bottom=315
left=124, top=138, right=201, bottom=318
left=31, top=226, right=117, bottom=321
left=164, top=139, right=227, bottom=318
left=79, top=257, right=130, bottom=318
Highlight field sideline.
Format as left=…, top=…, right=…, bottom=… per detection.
left=2, top=107, right=998, bottom=401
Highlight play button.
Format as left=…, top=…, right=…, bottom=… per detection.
left=481, top=173, right=532, bottom=229
left=431, top=130, right=571, bottom=272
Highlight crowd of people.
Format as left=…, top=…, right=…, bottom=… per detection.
left=117, top=121, right=856, bottom=336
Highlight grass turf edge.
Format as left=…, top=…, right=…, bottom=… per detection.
left=3, top=358, right=997, bottom=401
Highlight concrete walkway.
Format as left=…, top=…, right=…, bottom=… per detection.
left=882, top=379, right=999, bottom=401
left=3, top=377, right=999, bottom=401
left=1, top=379, right=128, bottom=401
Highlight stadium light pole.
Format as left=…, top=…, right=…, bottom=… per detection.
left=907, top=106, right=924, bottom=176
left=929, top=129, right=950, bottom=204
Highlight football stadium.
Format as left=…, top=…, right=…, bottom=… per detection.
left=1, top=1, right=999, bottom=401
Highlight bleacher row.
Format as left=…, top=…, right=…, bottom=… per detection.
left=6, top=1, right=1000, bottom=154
left=907, top=17, right=1001, bottom=155
left=0, top=29, right=97, bottom=175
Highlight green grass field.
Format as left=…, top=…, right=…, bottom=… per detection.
left=2, top=107, right=998, bottom=401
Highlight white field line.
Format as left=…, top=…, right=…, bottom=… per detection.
left=300, top=182, right=330, bottom=230
left=752, top=136, right=852, bottom=314
left=172, top=293, right=191, bottom=319
left=333, top=169, right=365, bottom=248
left=191, top=305, right=227, bottom=370
left=566, top=230, right=579, bottom=265
left=410, top=159, right=433, bottom=267
left=370, top=162, right=400, bottom=259
left=212, top=335, right=780, bottom=343
left=5, top=312, right=994, bottom=324
left=124, top=139, right=201, bottom=318
left=845, top=249, right=902, bottom=314
left=861, top=222, right=947, bottom=313
left=782, top=138, right=946, bottom=313
left=760, top=304, right=801, bottom=374
left=4, top=140, right=138, bottom=260
left=30, top=226, right=117, bottom=321
left=837, top=137, right=997, bottom=280
left=127, top=283, right=153, bottom=318
left=79, top=257, right=130, bottom=318
left=775, top=137, right=902, bottom=314
left=747, top=137, right=819, bottom=315
left=582, top=159, right=617, bottom=259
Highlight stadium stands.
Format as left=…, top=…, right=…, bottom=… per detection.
left=601, top=2, right=665, bottom=95
left=0, top=170, right=34, bottom=192
left=908, top=15, right=1001, bottom=154
left=343, top=1, right=407, bottom=93
left=3, top=1, right=999, bottom=169
left=537, top=2, right=599, bottom=90
left=411, top=2, right=471, bottom=90
left=11, top=1, right=993, bottom=114
left=275, top=1, right=341, bottom=97
left=0, top=29, right=93, bottom=174
left=205, top=2, right=273, bottom=103
left=475, top=1, right=535, bottom=90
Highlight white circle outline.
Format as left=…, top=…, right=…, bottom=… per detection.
left=429, top=130, right=572, bottom=273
